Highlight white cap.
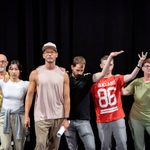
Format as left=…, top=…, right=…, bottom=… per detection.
left=42, top=42, right=57, bottom=52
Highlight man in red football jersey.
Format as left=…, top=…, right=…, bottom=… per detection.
left=91, top=51, right=147, bottom=150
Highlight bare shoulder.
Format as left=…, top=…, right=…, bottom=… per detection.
left=29, top=70, right=38, bottom=81
left=64, top=72, right=69, bottom=82
left=59, top=67, right=66, bottom=72
left=64, top=71, right=69, bottom=78
left=30, top=70, right=37, bottom=76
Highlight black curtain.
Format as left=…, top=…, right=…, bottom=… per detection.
left=0, top=0, right=150, bottom=149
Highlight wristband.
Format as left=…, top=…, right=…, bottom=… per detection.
left=136, top=65, right=141, bottom=69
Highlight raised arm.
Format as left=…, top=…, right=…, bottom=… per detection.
left=92, top=50, right=124, bottom=82
left=124, top=52, right=148, bottom=83
left=24, top=70, right=37, bottom=128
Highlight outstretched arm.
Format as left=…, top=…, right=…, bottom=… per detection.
left=93, top=50, right=124, bottom=82
left=124, top=51, right=148, bottom=83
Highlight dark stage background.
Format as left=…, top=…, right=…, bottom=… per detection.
left=0, top=0, right=150, bottom=149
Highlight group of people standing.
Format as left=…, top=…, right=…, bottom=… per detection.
left=0, top=42, right=149, bottom=150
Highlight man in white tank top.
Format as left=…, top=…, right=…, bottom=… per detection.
left=24, top=42, right=70, bottom=150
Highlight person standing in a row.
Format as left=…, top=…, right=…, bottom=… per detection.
left=25, top=42, right=70, bottom=150
left=122, top=57, right=150, bottom=150
left=0, top=60, right=29, bottom=150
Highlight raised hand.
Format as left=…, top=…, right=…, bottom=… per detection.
left=138, top=51, right=148, bottom=66
left=110, top=50, right=124, bottom=57
left=138, top=51, right=148, bottom=61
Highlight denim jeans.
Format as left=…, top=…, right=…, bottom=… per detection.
left=65, top=120, right=95, bottom=150
left=97, top=118, right=127, bottom=150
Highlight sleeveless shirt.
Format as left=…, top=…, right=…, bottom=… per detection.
left=34, top=65, right=65, bottom=122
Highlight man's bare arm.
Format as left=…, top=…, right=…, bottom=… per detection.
left=62, top=72, right=70, bottom=128
left=63, top=72, right=70, bottom=118
left=24, top=70, right=37, bottom=128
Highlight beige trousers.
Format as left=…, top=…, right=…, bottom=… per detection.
left=0, top=114, right=25, bottom=150
left=34, top=119, right=63, bottom=150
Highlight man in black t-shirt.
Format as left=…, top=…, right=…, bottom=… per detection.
left=65, top=56, right=95, bottom=150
